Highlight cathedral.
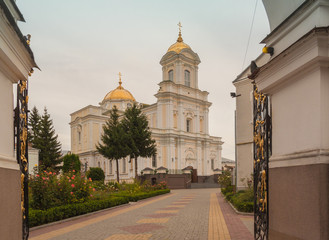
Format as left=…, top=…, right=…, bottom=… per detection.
left=70, top=27, right=223, bottom=182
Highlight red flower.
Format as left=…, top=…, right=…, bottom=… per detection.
left=71, top=184, right=75, bottom=188
left=70, top=192, right=73, bottom=195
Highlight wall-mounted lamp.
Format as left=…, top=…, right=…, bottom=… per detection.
left=230, top=92, right=241, bottom=98
left=262, top=46, right=274, bottom=56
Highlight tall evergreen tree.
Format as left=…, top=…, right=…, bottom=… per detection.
left=97, top=106, right=130, bottom=182
left=28, top=106, right=41, bottom=144
left=34, top=107, right=62, bottom=170
left=122, top=104, right=157, bottom=179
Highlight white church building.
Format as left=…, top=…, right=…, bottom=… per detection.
left=70, top=28, right=223, bottom=182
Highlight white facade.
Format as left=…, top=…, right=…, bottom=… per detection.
left=233, top=53, right=270, bottom=190
left=70, top=31, right=223, bottom=182
left=0, top=1, right=37, bottom=238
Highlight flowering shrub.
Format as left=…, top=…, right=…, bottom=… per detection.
left=30, top=170, right=93, bottom=210
left=152, top=181, right=167, bottom=190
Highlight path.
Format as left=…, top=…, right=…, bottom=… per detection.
left=30, top=189, right=253, bottom=240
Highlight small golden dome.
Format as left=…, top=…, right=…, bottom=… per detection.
left=167, top=24, right=191, bottom=54
left=103, top=74, right=135, bottom=101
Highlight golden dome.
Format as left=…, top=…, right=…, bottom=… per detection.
left=167, top=26, right=191, bottom=54
left=103, top=74, right=135, bottom=101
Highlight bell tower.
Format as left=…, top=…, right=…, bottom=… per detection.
left=160, top=22, right=201, bottom=89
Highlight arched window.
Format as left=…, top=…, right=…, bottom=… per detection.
left=184, top=70, right=190, bottom=87
left=168, top=70, right=173, bottom=81
left=186, top=119, right=191, bottom=132
left=211, top=159, right=214, bottom=170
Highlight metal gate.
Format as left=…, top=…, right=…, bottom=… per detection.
left=14, top=76, right=30, bottom=240
left=253, top=83, right=271, bottom=240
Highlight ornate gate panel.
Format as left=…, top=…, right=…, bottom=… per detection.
left=253, top=84, right=271, bottom=240
left=14, top=74, right=31, bottom=240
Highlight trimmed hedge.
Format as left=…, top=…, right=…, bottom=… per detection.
left=29, top=189, right=171, bottom=227
left=221, top=187, right=253, bottom=213
left=29, top=196, right=129, bottom=227
left=112, top=189, right=171, bottom=202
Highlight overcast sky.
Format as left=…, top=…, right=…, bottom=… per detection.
left=17, top=0, right=270, bottom=160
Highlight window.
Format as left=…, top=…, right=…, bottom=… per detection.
left=211, top=159, right=214, bottom=170
left=122, top=158, right=126, bottom=173
left=184, top=70, right=190, bottom=87
left=186, top=119, right=191, bottom=132
left=109, top=161, right=113, bottom=174
left=152, top=154, right=157, bottom=168
left=98, top=162, right=100, bottom=168
left=168, top=70, right=173, bottom=81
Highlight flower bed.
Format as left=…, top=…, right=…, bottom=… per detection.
left=29, top=173, right=170, bottom=227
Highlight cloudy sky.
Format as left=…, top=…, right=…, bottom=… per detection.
left=17, top=0, right=270, bottom=160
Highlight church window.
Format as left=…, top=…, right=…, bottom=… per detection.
left=109, top=161, right=113, bottom=174
left=98, top=162, right=100, bottom=168
left=152, top=154, right=157, bottom=168
left=211, top=159, right=214, bottom=170
left=186, top=119, right=191, bottom=132
left=168, top=70, right=173, bottom=81
left=122, top=158, right=126, bottom=173
left=184, top=70, right=190, bottom=87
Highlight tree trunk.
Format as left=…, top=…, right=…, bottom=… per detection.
left=134, top=157, right=138, bottom=179
left=116, top=159, right=120, bottom=182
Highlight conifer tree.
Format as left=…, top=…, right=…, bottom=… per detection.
left=97, top=106, right=130, bottom=182
left=62, top=153, right=81, bottom=173
left=122, top=104, right=157, bottom=179
left=28, top=106, right=41, bottom=144
left=35, top=107, right=62, bottom=170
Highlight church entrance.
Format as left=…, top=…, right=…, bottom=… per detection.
left=192, top=169, right=198, bottom=183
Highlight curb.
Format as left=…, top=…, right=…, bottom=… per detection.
left=220, top=193, right=254, bottom=216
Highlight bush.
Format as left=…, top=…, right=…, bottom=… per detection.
left=29, top=196, right=129, bottom=227
left=62, top=153, right=81, bottom=173
left=221, top=185, right=234, bottom=195
left=223, top=188, right=254, bottom=213
left=218, top=170, right=232, bottom=188
left=29, top=170, right=93, bottom=210
left=86, top=168, right=105, bottom=182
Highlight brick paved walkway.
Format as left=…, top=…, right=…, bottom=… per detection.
left=30, top=189, right=253, bottom=240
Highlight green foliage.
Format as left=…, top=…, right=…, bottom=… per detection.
left=29, top=170, right=93, bottom=210
left=29, top=196, right=129, bottom=227
left=218, top=170, right=232, bottom=188
left=231, top=189, right=254, bottom=212
left=28, top=106, right=41, bottom=143
left=86, top=167, right=105, bottom=182
left=97, top=106, right=130, bottom=182
left=62, top=153, right=81, bottom=173
left=122, top=104, right=157, bottom=178
left=30, top=107, right=62, bottom=171
left=221, top=186, right=254, bottom=213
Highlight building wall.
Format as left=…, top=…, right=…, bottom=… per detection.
left=0, top=1, right=37, bottom=238
left=256, top=2, right=329, bottom=237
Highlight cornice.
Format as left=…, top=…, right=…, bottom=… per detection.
left=255, top=27, right=329, bottom=93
